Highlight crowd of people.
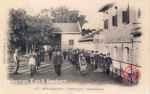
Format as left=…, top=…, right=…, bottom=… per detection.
left=13, top=47, right=113, bottom=77
left=63, top=49, right=113, bottom=75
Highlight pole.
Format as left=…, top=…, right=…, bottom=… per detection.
left=130, top=38, right=134, bottom=84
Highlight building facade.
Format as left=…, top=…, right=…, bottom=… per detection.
left=93, top=4, right=142, bottom=73
left=101, top=4, right=141, bottom=33
left=52, top=22, right=82, bottom=49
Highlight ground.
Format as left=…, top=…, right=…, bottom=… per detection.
left=3, top=56, right=143, bottom=94
left=8, top=57, right=123, bottom=86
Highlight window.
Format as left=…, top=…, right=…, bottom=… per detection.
left=122, top=9, right=129, bottom=24
left=104, top=19, right=109, bottom=29
left=69, top=40, right=74, bottom=46
left=112, top=15, right=118, bottom=26
left=105, top=46, right=110, bottom=54
left=138, top=9, right=141, bottom=18
left=123, top=47, right=129, bottom=62
left=113, top=47, right=118, bottom=59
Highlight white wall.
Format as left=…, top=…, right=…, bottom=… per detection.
left=61, top=33, right=95, bottom=50
left=61, top=34, right=81, bottom=49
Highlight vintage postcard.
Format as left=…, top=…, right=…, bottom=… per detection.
left=0, top=0, right=150, bottom=94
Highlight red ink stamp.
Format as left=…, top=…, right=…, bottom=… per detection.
left=121, top=64, right=140, bottom=84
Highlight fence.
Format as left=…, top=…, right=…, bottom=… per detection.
left=111, top=58, right=141, bottom=84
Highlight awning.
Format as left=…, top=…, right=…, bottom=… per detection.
left=78, top=38, right=93, bottom=42
left=98, top=3, right=114, bottom=12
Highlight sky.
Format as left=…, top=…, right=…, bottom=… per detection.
left=5, top=0, right=140, bottom=29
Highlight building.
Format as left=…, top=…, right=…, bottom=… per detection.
left=79, top=4, right=142, bottom=75
left=78, top=30, right=97, bottom=50
left=95, top=4, right=142, bottom=73
left=94, top=31, right=141, bottom=71
left=100, top=4, right=141, bottom=33
left=52, top=22, right=82, bottom=49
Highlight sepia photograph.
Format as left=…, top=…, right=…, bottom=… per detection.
left=0, top=0, right=150, bottom=94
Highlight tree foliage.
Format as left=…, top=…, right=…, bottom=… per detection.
left=48, top=6, right=87, bottom=28
left=9, top=7, right=88, bottom=53
left=9, top=8, right=53, bottom=53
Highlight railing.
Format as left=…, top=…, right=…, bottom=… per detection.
left=112, top=59, right=141, bottom=67
left=111, top=58, right=141, bottom=84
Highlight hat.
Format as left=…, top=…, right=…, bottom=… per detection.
left=100, top=53, right=103, bottom=55
left=103, top=54, right=106, bottom=56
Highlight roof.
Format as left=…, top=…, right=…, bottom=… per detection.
left=79, top=30, right=141, bottom=43
left=52, top=22, right=81, bottom=34
left=78, top=31, right=98, bottom=42
left=98, top=3, right=114, bottom=12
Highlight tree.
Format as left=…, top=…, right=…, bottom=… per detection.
left=9, top=8, right=27, bottom=52
left=50, top=6, right=87, bottom=28
left=9, top=8, right=54, bottom=54
left=9, top=7, right=88, bottom=54
left=78, top=15, right=88, bottom=28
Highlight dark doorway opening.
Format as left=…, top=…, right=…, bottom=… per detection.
left=50, top=33, right=61, bottom=48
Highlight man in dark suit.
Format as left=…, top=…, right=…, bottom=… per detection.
left=51, top=48, right=64, bottom=76
left=105, top=53, right=112, bottom=75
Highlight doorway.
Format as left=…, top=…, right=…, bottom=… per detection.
left=50, top=33, right=61, bottom=48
